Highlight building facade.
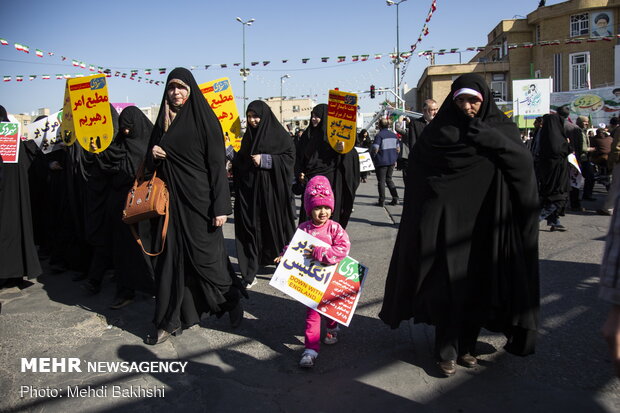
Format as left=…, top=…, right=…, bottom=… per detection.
left=416, top=0, right=619, bottom=111
left=264, top=97, right=316, bottom=132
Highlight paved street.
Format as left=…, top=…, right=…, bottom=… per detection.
left=1, top=172, right=619, bottom=413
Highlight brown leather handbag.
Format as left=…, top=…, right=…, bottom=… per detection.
left=122, top=166, right=169, bottom=256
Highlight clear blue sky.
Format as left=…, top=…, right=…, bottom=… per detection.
left=0, top=0, right=565, bottom=116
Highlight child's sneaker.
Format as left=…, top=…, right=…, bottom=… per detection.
left=323, top=326, right=340, bottom=345
left=299, top=349, right=318, bottom=368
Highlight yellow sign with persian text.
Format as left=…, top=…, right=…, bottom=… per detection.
left=67, top=74, right=113, bottom=153
left=327, top=90, right=357, bottom=154
left=199, top=77, right=242, bottom=151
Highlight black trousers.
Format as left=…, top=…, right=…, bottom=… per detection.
left=375, top=165, right=398, bottom=203
left=434, top=322, right=481, bottom=362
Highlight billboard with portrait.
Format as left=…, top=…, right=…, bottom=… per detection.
left=591, top=10, right=614, bottom=37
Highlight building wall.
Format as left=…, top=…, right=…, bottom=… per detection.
left=264, top=97, right=316, bottom=132
left=415, top=0, right=619, bottom=108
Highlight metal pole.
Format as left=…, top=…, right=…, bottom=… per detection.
left=280, top=79, right=283, bottom=123
left=396, top=2, right=400, bottom=108
left=242, top=23, right=246, bottom=116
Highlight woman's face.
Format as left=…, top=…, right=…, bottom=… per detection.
left=454, top=94, right=482, bottom=118
left=247, top=110, right=261, bottom=128
left=167, top=82, right=189, bottom=107
left=311, top=113, right=321, bottom=127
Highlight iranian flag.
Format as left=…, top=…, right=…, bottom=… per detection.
left=72, top=60, right=79, bottom=66
left=79, top=62, right=86, bottom=68
left=36, top=49, right=43, bottom=57
left=0, top=39, right=8, bottom=45
left=361, top=55, right=369, bottom=61
left=14, top=43, right=23, bottom=51
left=3, top=76, right=10, bottom=82
left=16, top=76, right=23, bottom=82
left=42, top=75, right=50, bottom=80
left=89, top=65, right=95, bottom=71
left=145, top=69, right=152, bottom=75
left=22, top=45, right=29, bottom=53
left=159, top=68, right=166, bottom=74
left=56, top=74, right=63, bottom=79
left=374, top=54, right=382, bottom=59
left=29, top=75, right=36, bottom=81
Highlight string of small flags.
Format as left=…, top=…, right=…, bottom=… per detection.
left=417, top=34, right=620, bottom=57
left=401, top=0, right=437, bottom=83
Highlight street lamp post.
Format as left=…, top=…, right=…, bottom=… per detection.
left=386, top=0, right=407, bottom=109
left=236, top=17, right=255, bottom=117
left=280, top=74, right=290, bottom=124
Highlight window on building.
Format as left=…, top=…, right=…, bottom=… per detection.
left=490, top=81, right=507, bottom=101
left=535, top=24, right=541, bottom=43
left=503, top=39, right=508, bottom=58
left=569, top=52, right=590, bottom=90
left=553, top=54, right=562, bottom=92
left=570, top=13, right=589, bottom=37
left=292, top=105, right=300, bottom=112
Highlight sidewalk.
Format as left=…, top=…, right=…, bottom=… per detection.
left=1, top=172, right=619, bottom=412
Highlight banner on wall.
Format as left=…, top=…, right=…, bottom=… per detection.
left=270, top=229, right=368, bottom=327
left=199, top=77, right=242, bottom=151
left=65, top=74, right=114, bottom=153
left=550, top=86, right=620, bottom=127
left=26, top=111, right=64, bottom=154
left=0, top=122, right=20, bottom=163
left=327, top=90, right=357, bottom=154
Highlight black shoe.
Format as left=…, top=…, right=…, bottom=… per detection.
left=438, top=360, right=456, bottom=376
left=375, top=201, right=384, bottom=207
left=72, top=272, right=87, bottom=281
left=457, top=354, right=478, bottom=368
left=81, top=279, right=101, bottom=295
left=229, top=301, right=244, bottom=328
left=550, top=224, right=567, bottom=232
left=389, top=199, right=399, bottom=206
left=145, top=328, right=181, bottom=345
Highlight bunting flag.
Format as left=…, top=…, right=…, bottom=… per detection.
left=204, top=65, right=210, bottom=70
left=337, top=56, right=346, bottom=62
left=0, top=39, right=8, bottom=45
left=374, top=54, right=382, bottom=59
left=61, top=56, right=67, bottom=61
left=131, top=69, right=138, bottom=75
left=121, top=73, right=127, bottom=78
left=352, top=55, right=359, bottom=62
left=263, top=61, right=270, bottom=66
left=220, top=64, right=227, bottom=68
left=14, top=43, right=23, bottom=51
left=361, top=55, right=369, bottom=61
left=16, top=76, right=23, bottom=82
left=71, top=60, right=79, bottom=66
left=282, top=59, right=288, bottom=63
left=48, top=51, right=54, bottom=56
left=144, top=69, right=151, bottom=75
left=22, top=45, right=30, bottom=53
left=114, top=71, right=120, bottom=76
left=3, top=76, right=10, bottom=82
left=302, top=58, right=310, bottom=63
left=89, top=65, right=95, bottom=71
left=56, top=74, right=63, bottom=79
left=97, top=66, right=104, bottom=73
left=35, top=49, right=43, bottom=57
left=233, top=63, right=240, bottom=66
left=29, top=75, right=36, bottom=81
left=251, top=61, right=259, bottom=66
left=79, top=62, right=86, bottom=68
left=42, top=75, right=50, bottom=80
left=159, top=68, right=166, bottom=74
left=63, top=74, right=71, bottom=79
left=321, top=57, right=329, bottom=62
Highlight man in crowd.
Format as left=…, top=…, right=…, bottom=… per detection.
left=371, top=118, right=400, bottom=206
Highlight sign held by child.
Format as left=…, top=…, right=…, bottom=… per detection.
left=270, top=229, right=367, bottom=327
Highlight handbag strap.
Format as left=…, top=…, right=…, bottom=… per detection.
left=129, top=204, right=169, bottom=257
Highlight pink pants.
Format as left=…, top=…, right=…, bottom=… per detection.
left=305, top=308, right=337, bottom=352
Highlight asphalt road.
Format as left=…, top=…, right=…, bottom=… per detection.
left=1, top=172, right=619, bottom=413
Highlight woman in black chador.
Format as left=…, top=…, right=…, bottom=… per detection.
left=296, top=104, right=360, bottom=228
left=102, top=106, right=155, bottom=308
left=148, top=68, right=244, bottom=344
left=0, top=105, right=42, bottom=286
left=232, top=100, right=296, bottom=287
left=379, top=74, right=540, bottom=376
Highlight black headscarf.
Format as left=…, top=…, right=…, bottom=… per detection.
left=380, top=73, right=540, bottom=356
left=232, top=100, right=296, bottom=279
left=298, top=104, right=360, bottom=227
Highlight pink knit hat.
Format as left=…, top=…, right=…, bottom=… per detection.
left=304, top=175, right=335, bottom=216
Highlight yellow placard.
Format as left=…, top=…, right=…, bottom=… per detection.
left=199, top=77, right=242, bottom=151
left=67, top=74, right=113, bottom=153
left=327, top=90, right=357, bottom=154
left=60, top=82, right=76, bottom=146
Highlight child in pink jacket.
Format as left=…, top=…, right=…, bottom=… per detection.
left=277, top=175, right=351, bottom=368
